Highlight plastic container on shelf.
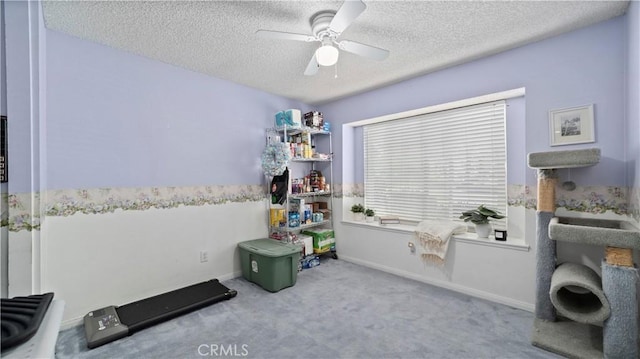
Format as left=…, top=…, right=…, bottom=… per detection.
left=238, top=238, right=302, bottom=292
left=288, top=211, right=300, bottom=227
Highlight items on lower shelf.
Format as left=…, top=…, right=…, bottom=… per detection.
left=268, top=228, right=336, bottom=261
left=302, top=229, right=335, bottom=253
left=300, top=254, right=320, bottom=270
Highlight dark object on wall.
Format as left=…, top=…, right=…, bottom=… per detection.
left=84, top=279, right=237, bottom=349
left=271, top=168, right=289, bottom=205
left=1, top=116, right=7, bottom=183
left=1, top=292, right=54, bottom=351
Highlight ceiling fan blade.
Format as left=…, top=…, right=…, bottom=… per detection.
left=329, top=0, right=366, bottom=34
left=304, top=53, right=319, bottom=76
left=256, top=30, right=317, bottom=42
left=339, top=40, right=389, bottom=61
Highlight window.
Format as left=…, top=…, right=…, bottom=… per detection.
left=364, top=101, right=506, bottom=223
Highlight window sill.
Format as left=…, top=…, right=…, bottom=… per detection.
left=341, top=220, right=530, bottom=252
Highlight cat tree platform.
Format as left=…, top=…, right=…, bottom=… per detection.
left=549, top=217, right=640, bottom=250
left=527, top=148, right=600, bottom=169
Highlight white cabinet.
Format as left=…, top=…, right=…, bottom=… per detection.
left=266, top=124, right=336, bottom=258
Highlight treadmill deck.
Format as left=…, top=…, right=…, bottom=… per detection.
left=84, top=279, right=236, bottom=349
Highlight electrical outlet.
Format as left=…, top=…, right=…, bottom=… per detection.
left=200, top=251, right=209, bottom=263
left=408, top=242, right=416, bottom=255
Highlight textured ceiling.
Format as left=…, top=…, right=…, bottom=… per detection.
left=41, top=1, right=629, bottom=105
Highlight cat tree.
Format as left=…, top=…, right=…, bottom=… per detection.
left=527, top=148, right=639, bottom=358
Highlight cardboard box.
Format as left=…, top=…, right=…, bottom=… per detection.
left=297, top=234, right=313, bottom=256
left=302, top=229, right=335, bottom=252
left=318, top=209, right=331, bottom=220
left=275, top=109, right=301, bottom=129
left=312, top=202, right=320, bottom=212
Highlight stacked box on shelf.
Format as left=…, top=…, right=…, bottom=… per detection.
left=297, top=234, right=313, bottom=256
left=301, top=229, right=335, bottom=253
left=318, top=210, right=331, bottom=220
left=275, top=109, right=302, bottom=129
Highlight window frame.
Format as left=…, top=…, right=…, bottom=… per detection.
left=362, top=100, right=507, bottom=225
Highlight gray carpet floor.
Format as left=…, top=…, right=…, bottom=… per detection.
left=55, top=258, right=561, bottom=358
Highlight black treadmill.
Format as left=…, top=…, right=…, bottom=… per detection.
left=84, top=279, right=236, bottom=349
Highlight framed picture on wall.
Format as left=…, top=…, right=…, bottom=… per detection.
left=549, top=104, right=595, bottom=146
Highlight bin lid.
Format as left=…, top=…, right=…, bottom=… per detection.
left=238, top=238, right=301, bottom=257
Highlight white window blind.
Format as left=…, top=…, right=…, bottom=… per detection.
left=364, top=100, right=506, bottom=223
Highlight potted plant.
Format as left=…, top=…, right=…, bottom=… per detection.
left=365, top=208, right=375, bottom=222
left=350, top=204, right=365, bottom=221
left=459, top=205, right=505, bottom=238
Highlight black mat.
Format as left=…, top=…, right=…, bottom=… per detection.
left=1, top=293, right=54, bottom=352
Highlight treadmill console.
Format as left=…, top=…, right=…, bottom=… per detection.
left=83, top=306, right=129, bottom=349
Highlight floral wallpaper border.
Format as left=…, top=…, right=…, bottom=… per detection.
left=4, top=184, right=265, bottom=232
left=3, top=183, right=638, bottom=232
left=630, top=186, right=640, bottom=224
left=345, top=183, right=633, bottom=219
left=508, top=184, right=629, bottom=216
left=339, top=183, right=364, bottom=198
left=4, top=192, right=41, bottom=232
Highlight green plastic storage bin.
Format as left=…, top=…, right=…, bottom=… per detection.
left=238, top=238, right=302, bottom=292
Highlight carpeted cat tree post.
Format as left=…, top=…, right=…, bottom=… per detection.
left=602, top=248, right=638, bottom=358
left=534, top=167, right=558, bottom=322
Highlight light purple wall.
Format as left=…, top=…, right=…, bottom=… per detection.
left=5, top=0, right=44, bottom=195
left=5, top=1, right=36, bottom=194
left=13, top=12, right=631, bottom=192
left=627, top=1, right=639, bottom=199
left=320, top=16, right=626, bottom=188
left=1, top=1, right=6, bottom=116
left=44, top=30, right=306, bottom=190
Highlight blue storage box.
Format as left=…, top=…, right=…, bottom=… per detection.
left=275, top=109, right=302, bottom=129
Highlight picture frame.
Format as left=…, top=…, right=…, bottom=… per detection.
left=549, top=104, right=595, bottom=146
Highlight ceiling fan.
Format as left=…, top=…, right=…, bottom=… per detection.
left=256, top=0, right=390, bottom=76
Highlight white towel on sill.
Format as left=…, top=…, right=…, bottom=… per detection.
left=414, top=220, right=467, bottom=265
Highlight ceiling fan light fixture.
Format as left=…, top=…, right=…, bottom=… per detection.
left=315, top=44, right=339, bottom=66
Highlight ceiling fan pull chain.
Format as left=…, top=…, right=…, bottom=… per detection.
left=334, top=62, right=338, bottom=79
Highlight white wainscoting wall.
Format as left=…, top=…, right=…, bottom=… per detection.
left=40, top=201, right=267, bottom=327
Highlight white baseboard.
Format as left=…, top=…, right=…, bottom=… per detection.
left=61, top=317, right=83, bottom=331
left=339, top=255, right=535, bottom=313
left=217, top=270, right=242, bottom=282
